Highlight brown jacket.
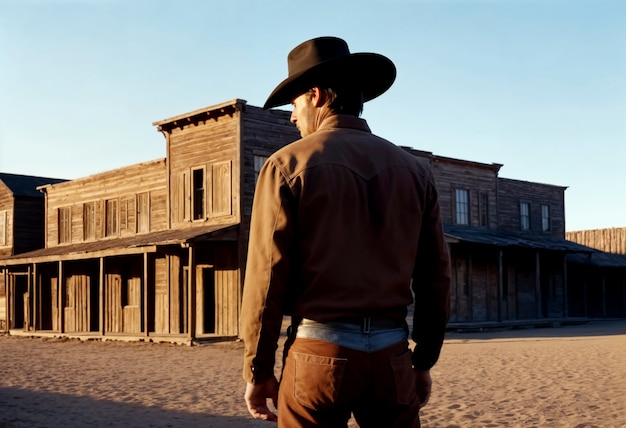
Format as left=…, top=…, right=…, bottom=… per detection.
left=241, top=115, right=450, bottom=383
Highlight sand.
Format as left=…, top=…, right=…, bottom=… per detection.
left=0, top=320, right=624, bottom=428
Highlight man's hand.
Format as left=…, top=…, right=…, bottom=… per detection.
left=414, top=369, right=432, bottom=408
left=244, top=376, right=279, bottom=422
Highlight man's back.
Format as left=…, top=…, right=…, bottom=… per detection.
left=263, top=114, right=441, bottom=322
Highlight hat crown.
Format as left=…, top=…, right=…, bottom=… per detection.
left=287, top=37, right=350, bottom=77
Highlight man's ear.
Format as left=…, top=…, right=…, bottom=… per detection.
left=310, top=87, right=326, bottom=107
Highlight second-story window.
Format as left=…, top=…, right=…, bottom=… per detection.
left=541, top=204, right=550, bottom=232
left=192, top=167, right=205, bottom=220
left=254, top=155, right=268, bottom=184
left=83, top=202, right=95, bottom=240
left=58, top=207, right=71, bottom=244
left=455, top=189, right=469, bottom=225
left=520, top=202, right=530, bottom=230
left=106, top=199, right=119, bottom=237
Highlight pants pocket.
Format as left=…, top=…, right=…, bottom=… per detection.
left=292, top=351, right=348, bottom=410
left=390, top=349, right=416, bottom=405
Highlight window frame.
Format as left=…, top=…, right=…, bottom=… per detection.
left=541, top=204, right=550, bottom=232
left=192, top=167, right=206, bottom=221
left=455, top=188, right=470, bottom=225
left=520, top=201, right=531, bottom=231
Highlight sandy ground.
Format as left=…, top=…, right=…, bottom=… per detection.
left=0, top=320, right=625, bottom=428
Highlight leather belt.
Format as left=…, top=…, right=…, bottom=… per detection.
left=303, top=317, right=405, bottom=333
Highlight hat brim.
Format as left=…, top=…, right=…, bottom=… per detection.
left=263, top=53, right=396, bottom=109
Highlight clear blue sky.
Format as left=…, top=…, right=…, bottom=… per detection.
left=0, top=0, right=624, bottom=231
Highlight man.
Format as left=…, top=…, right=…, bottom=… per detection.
left=241, top=37, right=450, bottom=427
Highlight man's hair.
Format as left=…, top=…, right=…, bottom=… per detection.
left=317, top=80, right=364, bottom=116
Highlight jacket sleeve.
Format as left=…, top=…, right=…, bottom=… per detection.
left=411, top=175, right=451, bottom=371
left=241, top=159, right=296, bottom=384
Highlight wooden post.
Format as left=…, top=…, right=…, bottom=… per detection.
left=188, top=246, right=195, bottom=341
left=144, top=252, right=149, bottom=338
left=562, top=256, right=569, bottom=319
left=59, top=261, right=64, bottom=333
left=33, top=264, right=38, bottom=331
left=602, top=275, right=607, bottom=318
left=3, top=269, right=9, bottom=332
left=497, top=249, right=504, bottom=322
left=26, top=265, right=32, bottom=331
left=99, top=257, right=104, bottom=336
left=535, top=251, right=542, bottom=319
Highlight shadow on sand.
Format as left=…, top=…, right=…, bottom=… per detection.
left=444, top=319, right=626, bottom=341
left=0, top=387, right=267, bottom=428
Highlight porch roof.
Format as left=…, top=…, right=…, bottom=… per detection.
left=0, top=224, right=238, bottom=266
left=445, top=226, right=595, bottom=253
left=567, top=251, right=626, bottom=268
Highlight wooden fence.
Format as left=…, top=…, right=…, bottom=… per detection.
left=567, top=227, right=626, bottom=255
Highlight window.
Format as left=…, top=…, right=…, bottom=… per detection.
left=0, top=210, right=7, bottom=246
left=106, top=199, right=119, bottom=236
left=83, top=202, right=95, bottom=240
left=541, top=204, right=550, bottom=232
left=58, top=207, right=71, bottom=243
left=254, top=155, right=268, bottom=184
left=192, top=168, right=205, bottom=220
left=479, top=192, right=489, bottom=227
left=137, top=192, right=150, bottom=233
left=520, top=202, right=530, bottom=230
left=455, top=189, right=469, bottom=225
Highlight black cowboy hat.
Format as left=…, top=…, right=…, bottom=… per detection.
left=263, top=37, right=396, bottom=109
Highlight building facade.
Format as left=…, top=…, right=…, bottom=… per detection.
left=1, top=99, right=624, bottom=341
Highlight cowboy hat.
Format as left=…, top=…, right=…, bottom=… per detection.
left=263, top=37, right=396, bottom=109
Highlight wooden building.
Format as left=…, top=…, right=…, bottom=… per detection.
left=0, top=173, right=66, bottom=330
left=1, top=98, right=623, bottom=342
left=405, top=151, right=625, bottom=326
left=566, top=228, right=626, bottom=318
left=0, top=99, right=298, bottom=342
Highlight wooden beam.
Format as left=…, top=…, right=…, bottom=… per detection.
left=535, top=251, right=542, bottom=319
left=59, top=261, right=64, bottom=333
left=144, top=252, right=149, bottom=338
left=99, top=257, right=104, bottom=336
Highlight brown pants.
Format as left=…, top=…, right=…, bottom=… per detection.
left=278, top=337, right=421, bottom=428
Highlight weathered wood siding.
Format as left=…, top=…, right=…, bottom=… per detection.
left=44, top=159, right=167, bottom=247
left=105, top=257, right=143, bottom=334
left=152, top=252, right=184, bottom=334
left=167, top=109, right=241, bottom=228
left=498, top=178, right=566, bottom=237
left=430, top=157, right=500, bottom=229
left=0, top=182, right=15, bottom=258
left=567, top=228, right=626, bottom=254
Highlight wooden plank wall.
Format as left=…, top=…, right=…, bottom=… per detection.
left=566, top=228, right=626, bottom=254
left=497, top=178, right=566, bottom=237
left=64, top=275, right=90, bottom=332
left=44, top=159, right=167, bottom=247
left=0, top=183, right=14, bottom=257
left=214, top=246, right=239, bottom=336
left=154, top=255, right=168, bottom=334
left=168, top=113, right=239, bottom=228
left=430, top=158, right=500, bottom=229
